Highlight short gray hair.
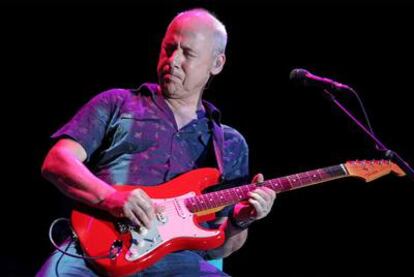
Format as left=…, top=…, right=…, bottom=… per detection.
left=171, top=8, right=227, bottom=55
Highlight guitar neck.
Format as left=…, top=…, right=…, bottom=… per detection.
left=185, top=164, right=349, bottom=213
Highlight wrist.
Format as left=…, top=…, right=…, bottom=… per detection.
left=229, top=204, right=256, bottom=230
left=229, top=214, right=254, bottom=230
left=95, top=187, right=116, bottom=209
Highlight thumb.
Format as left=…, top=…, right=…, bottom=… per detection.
left=252, top=173, right=264, bottom=183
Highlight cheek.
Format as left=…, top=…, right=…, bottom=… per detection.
left=157, top=52, right=168, bottom=67
left=157, top=55, right=164, bottom=68
left=185, top=60, right=209, bottom=75
left=183, top=64, right=211, bottom=86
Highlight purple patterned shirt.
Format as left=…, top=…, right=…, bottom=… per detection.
left=52, top=83, right=249, bottom=216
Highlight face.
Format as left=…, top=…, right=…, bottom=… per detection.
left=157, top=15, right=224, bottom=100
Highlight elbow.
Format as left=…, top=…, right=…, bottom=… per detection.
left=231, top=230, right=248, bottom=252
left=222, top=230, right=248, bottom=258
left=41, top=139, right=87, bottom=179
left=41, top=147, right=67, bottom=181
left=41, top=151, right=58, bottom=181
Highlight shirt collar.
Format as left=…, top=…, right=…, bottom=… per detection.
left=202, top=99, right=221, bottom=125
left=136, top=82, right=222, bottom=125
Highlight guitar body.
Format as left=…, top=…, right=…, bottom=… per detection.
left=69, top=159, right=405, bottom=276
left=71, top=168, right=225, bottom=277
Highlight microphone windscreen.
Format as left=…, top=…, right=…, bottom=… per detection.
left=289, top=68, right=309, bottom=82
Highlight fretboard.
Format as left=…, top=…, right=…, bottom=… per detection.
left=185, top=164, right=348, bottom=213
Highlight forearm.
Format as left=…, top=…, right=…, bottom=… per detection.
left=206, top=200, right=261, bottom=259
left=41, top=146, right=115, bottom=207
left=205, top=217, right=249, bottom=259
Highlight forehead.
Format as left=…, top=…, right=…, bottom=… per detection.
left=163, top=15, right=215, bottom=46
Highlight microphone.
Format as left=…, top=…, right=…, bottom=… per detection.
left=289, top=68, right=352, bottom=92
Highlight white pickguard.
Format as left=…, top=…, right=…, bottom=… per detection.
left=126, top=192, right=220, bottom=261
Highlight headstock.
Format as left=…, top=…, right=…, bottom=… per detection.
left=344, top=160, right=405, bottom=182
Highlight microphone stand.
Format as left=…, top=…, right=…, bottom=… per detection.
left=322, top=89, right=414, bottom=182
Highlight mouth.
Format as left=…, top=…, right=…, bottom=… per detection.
left=162, top=72, right=181, bottom=83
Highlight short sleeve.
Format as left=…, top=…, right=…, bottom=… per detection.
left=51, top=89, right=128, bottom=161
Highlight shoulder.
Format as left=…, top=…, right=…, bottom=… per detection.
left=88, top=88, right=150, bottom=115
left=222, top=124, right=248, bottom=151
left=92, top=88, right=134, bottom=104
left=92, top=83, right=158, bottom=103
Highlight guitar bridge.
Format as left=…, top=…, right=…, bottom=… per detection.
left=125, top=220, right=163, bottom=261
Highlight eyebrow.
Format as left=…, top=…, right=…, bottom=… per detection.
left=164, top=41, right=197, bottom=53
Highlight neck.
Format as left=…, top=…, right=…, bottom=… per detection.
left=185, top=164, right=349, bottom=213
left=165, top=96, right=202, bottom=114
left=163, top=90, right=204, bottom=129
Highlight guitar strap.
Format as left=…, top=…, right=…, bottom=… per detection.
left=202, top=100, right=225, bottom=179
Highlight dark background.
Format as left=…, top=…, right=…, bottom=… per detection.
left=2, top=1, right=413, bottom=276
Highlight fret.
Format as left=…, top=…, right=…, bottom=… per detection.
left=285, top=176, right=292, bottom=188
left=311, top=171, right=319, bottom=183
left=244, top=186, right=250, bottom=197
left=271, top=179, right=282, bottom=192
left=316, top=169, right=324, bottom=181
left=311, top=170, right=322, bottom=182
left=266, top=180, right=275, bottom=190
left=279, top=177, right=292, bottom=191
left=234, top=187, right=244, bottom=201
left=211, top=192, right=219, bottom=208
left=296, top=173, right=303, bottom=186
left=205, top=194, right=214, bottom=209
left=184, top=198, right=193, bottom=212
left=217, top=191, right=225, bottom=206
left=226, top=188, right=235, bottom=204
left=286, top=175, right=296, bottom=189
left=229, top=188, right=238, bottom=204
left=241, top=185, right=250, bottom=198
left=190, top=197, right=197, bottom=211
left=186, top=164, right=350, bottom=213
left=193, top=197, right=203, bottom=211
left=306, top=170, right=315, bottom=183
left=199, top=195, right=208, bottom=210
left=302, top=171, right=314, bottom=185
left=188, top=197, right=197, bottom=212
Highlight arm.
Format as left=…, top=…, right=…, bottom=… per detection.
left=206, top=174, right=276, bottom=259
left=41, top=138, right=155, bottom=228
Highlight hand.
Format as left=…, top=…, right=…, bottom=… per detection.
left=234, top=173, right=276, bottom=222
left=100, top=189, right=155, bottom=229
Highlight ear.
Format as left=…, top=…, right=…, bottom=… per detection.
left=210, top=54, right=226, bottom=75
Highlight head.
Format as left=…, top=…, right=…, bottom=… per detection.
left=157, top=9, right=227, bottom=101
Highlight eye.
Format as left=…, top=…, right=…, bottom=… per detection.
left=164, top=44, right=176, bottom=56
left=184, top=50, right=196, bottom=58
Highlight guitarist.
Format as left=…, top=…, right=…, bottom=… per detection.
left=38, top=8, right=276, bottom=277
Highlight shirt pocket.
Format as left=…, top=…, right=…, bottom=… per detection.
left=112, top=113, right=163, bottom=154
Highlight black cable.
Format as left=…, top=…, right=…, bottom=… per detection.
left=48, top=218, right=122, bottom=260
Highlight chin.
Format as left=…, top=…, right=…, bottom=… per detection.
left=162, top=84, right=177, bottom=97
left=162, top=81, right=183, bottom=97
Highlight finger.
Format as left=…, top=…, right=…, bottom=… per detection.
left=123, top=206, right=145, bottom=227
left=132, top=190, right=156, bottom=220
left=131, top=202, right=153, bottom=229
left=254, top=187, right=276, bottom=203
left=249, top=192, right=268, bottom=210
left=137, top=195, right=155, bottom=220
left=252, top=189, right=270, bottom=203
left=248, top=199, right=264, bottom=219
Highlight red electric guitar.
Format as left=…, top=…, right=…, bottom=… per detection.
left=71, top=160, right=405, bottom=276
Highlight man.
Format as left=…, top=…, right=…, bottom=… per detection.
left=38, top=8, right=276, bottom=276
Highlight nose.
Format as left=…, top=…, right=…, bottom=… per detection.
left=168, top=49, right=182, bottom=70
